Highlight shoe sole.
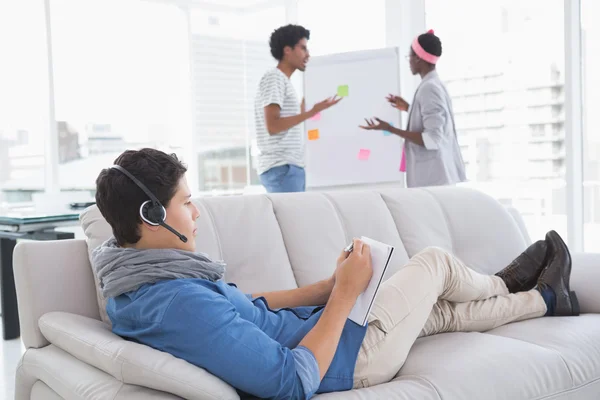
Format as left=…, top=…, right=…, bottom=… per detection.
left=547, top=231, right=572, bottom=288
left=570, top=291, right=581, bottom=316
left=552, top=289, right=580, bottom=317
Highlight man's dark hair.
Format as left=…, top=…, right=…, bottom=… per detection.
left=269, top=24, right=310, bottom=61
left=417, top=31, right=442, bottom=58
left=95, top=148, right=187, bottom=246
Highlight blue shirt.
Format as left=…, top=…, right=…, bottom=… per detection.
left=107, top=279, right=367, bottom=399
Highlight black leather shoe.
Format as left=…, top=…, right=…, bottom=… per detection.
left=545, top=230, right=572, bottom=288
left=495, top=239, right=549, bottom=293
left=537, top=231, right=579, bottom=316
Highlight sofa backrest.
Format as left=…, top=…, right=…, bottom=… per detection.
left=14, top=186, right=531, bottom=348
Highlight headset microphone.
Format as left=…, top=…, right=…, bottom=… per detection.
left=158, top=220, right=188, bottom=243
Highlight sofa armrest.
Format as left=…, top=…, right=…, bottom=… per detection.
left=571, top=252, right=600, bottom=314
left=17, top=345, right=182, bottom=400
left=39, top=312, right=240, bottom=400
left=14, top=239, right=101, bottom=349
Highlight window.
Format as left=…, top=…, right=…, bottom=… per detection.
left=298, top=0, right=386, bottom=57
left=426, top=0, right=567, bottom=241
left=189, top=2, right=286, bottom=192
left=296, top=0, right=386, bottom=96
left=0, top=0, right=49, bottom=204
left=42, top=0, right=286, bottom=199
left=582, top=0, right=600, bottom=251
left=37, top=0, right=190, bottom=198
left=530, top=124, right=547, bottom=138
left=0, top=0, right=390, bottom=203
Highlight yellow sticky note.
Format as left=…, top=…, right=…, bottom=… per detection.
left=337, top=85, right=349, bottom=97
left=308, top=129, right=320, bottom=140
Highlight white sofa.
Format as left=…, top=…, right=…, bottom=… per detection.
left=12, top=186, right=600, bottom=399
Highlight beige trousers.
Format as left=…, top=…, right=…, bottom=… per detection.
left=353, top=246, right=547, bottom=388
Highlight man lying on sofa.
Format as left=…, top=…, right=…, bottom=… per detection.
left=91, top=148, right=580, bottom=399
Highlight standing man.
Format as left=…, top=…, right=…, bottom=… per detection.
left=254, top=24, right=341, bottom=193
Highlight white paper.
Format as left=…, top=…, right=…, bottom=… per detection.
left=348, top=236, right=394, bottom=326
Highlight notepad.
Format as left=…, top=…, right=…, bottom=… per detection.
left=348, top=236, right=395, bottom=326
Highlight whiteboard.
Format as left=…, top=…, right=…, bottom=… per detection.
left=303, top=47, right=404, bottom=188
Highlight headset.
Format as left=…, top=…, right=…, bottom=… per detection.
left=110, top=164, right=188, bottom=243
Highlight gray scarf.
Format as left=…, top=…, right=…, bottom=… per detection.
left=91, top=237, right=226, bottom=298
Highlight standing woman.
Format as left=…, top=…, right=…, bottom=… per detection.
left=360, top=30, right=466, bottom=188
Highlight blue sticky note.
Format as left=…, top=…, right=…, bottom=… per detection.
left=384, top=122, right=394, bottom=136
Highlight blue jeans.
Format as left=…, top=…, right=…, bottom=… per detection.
left=259, top=164, right=306, bottom=193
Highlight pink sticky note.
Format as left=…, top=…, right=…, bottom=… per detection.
left=310, top=112, right=321, bottom=121
left=399, top=147, right=406, bottom=172
left=358, top=149, right=371, bottom=161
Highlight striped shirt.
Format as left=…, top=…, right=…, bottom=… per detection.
left=254, top=68, right=304, bottom=175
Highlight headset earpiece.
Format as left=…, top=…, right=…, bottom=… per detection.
left=140, top=200, right=166, bottom=226
left=140, top=200, right=167, bottom=226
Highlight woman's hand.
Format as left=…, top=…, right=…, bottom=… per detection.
left=359, top=117, right=392, bottom=132
left=387, top=94, right=409, bottom=111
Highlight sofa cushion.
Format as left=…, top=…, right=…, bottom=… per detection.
left=379, top=189, right=454, bottom=258
left=323, top=191, right=411, bottom=280
left=388, top=314, right=600, bottom=400
left=422, top=186, right=530, bottom=275
left=314, top=378, right=440, bottom=399
left=200, top=195, right=299, bottom=293
left=17, top=345, right=185, bottom=400
left=268, top=191, right=411, bottom=287
left=39, top=312, right=240, bottom=400
left=397, top=331, right=574, bottom=399
left=487, top=315, right=600, bottom=387
left=267, top=192, right=348, bottom=287
left=79, top=205, right=114, bottom=325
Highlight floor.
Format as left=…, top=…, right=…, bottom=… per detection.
left=0, top=321, right=24, bottom=400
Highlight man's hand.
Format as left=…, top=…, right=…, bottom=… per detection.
left=326, top=244, right=352, bottom=291
left=310, top=95, right=342, bottom=115
left=387, top=94, right=409, bottom=111
left=264, top=95, right=339, bottom=136
left=359, top=117, right=392, bottom=132
left=334, top=239, right=373, bottom=299
left=298, top=238, right=372, bottom=381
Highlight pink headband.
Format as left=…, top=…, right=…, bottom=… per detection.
left=411, top=29, right=439, bottom=65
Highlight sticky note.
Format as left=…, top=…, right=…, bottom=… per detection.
left=310, top=112, right=321, bottom=121
left=308, top=129, right=320, bottom=140
left=337, top=85, right=349, bottom=97
left=358, top=149, right=371, bottom=160
left=384, top=122, right=394, bottom=136
left=399, top=148, right=406, bottom=172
